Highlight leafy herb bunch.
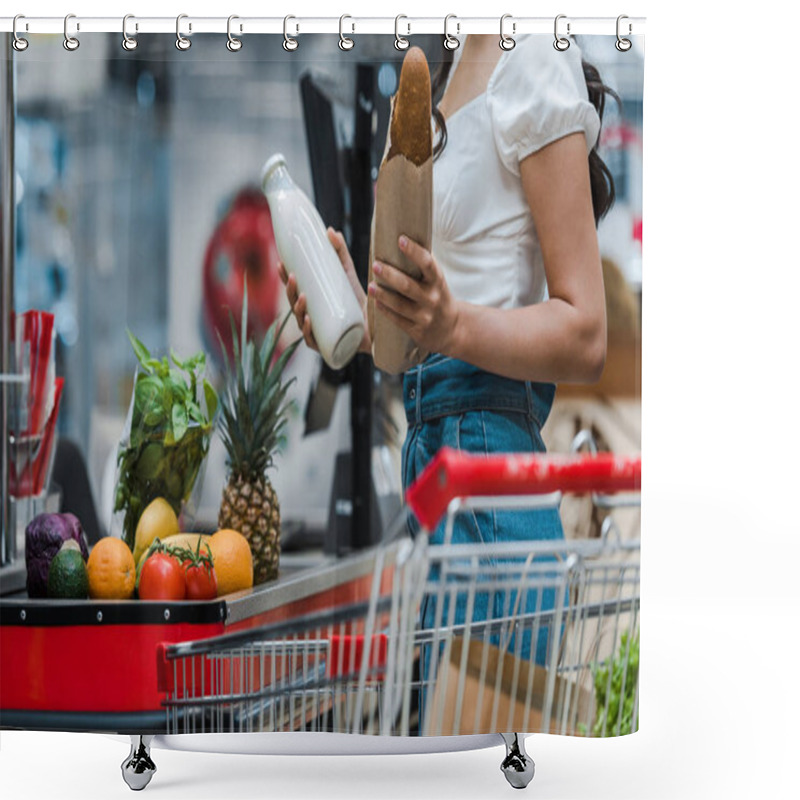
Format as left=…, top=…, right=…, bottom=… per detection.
left=115, top=332, right=219, bottom=549
left=591, top=630, right=639, bottom=737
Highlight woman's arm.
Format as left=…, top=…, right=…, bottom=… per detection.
left=370, top=131, right=607, bottom=384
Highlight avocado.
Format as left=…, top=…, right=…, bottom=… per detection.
left=47, top=548, right=89, bottom=599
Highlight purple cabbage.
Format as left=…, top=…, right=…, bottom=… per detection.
left=25, top=513, right=90, bottom=598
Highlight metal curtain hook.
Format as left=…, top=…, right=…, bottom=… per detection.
left=227, top=15, right=242, bottom=52
left=616, top=14, right=632, bottom=52
left=176, top=14, right=191, bottom=50
left=339, top=14, right=354, bottom=51
left=122, top=15, right=138, bottom=51
left=394, top=15, right=410, bottom=51
left=12, top=15, right=29, bottom=52
left=63, top=13, right=80, bottom=51
left=499, top=14, right=516, bottom=51
left=283, top=15, right=299, bottom=51
left=553, top=14, right=570, bottom=51
left=443, top=14, right=460, bottom=51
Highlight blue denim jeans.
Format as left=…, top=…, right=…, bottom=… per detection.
left=401, top=354, right=564, bottom=669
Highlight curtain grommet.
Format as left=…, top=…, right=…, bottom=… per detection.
left=63, top=13, right=80, bottom=51
left=12, top=15, right=29, bottom=52
left=227, top=15, right=243, bottom=52
left=394, top=15, right=410, bottom=50
left=176, top=14, right=191, bottom=51
left=122, top=14, right=138, bottom=51
left=283, top=15, right=299, bottom=52
left=499, top=14, right=516, bottom=51
left=443, top=14, right=460, bottom=51
left=616, top=15, right=633, bottom=52
left=339, top=14, right=354, bottom=51
left=553, top=14, right=571, bottom=51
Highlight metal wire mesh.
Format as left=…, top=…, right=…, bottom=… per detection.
left=162, top=494, right=639, bottom=739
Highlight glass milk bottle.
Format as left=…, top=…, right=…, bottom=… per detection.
left=261, top=154, right=365, bottom=370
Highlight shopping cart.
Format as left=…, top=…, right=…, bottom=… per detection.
left=142, top=434, right=640, bottom=791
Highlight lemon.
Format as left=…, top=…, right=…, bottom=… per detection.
left=133, top=498, right=180, bottom=564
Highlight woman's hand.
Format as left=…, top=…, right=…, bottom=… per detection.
left=369, top=235, right=462, bottom=356
left=278, top=227, right=372, bottom=354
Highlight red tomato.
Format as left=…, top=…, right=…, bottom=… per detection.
left=138, top=552, right=186, bottom=601
left=185, top=563, right=217, bottom=600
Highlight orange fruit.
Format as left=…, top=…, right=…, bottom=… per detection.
left=207, top=529, right=253, bottom=596
left=87, top=537, right=136, bottom=600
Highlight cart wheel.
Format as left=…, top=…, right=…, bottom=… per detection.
left=121, top=735, right=157, bottom=791
left=500, top=733, right=534, bottom=790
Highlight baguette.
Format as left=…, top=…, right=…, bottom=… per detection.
left=387, top=47, right=432, bottom=166
left=368, top=47, right=433, bottom=374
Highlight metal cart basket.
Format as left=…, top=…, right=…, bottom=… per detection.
left=151, top=439, right=640, bottom=790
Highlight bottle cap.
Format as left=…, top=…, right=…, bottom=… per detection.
left=261, top=153, right=287, bottom=190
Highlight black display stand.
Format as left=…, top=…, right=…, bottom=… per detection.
left=300, top=64, right=391, bottom=555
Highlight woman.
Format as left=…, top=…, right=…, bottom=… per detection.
left=280, top=34, right=616, bottom=667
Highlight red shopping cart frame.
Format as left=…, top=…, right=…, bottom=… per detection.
left=406, top=448, right=641, bottom=531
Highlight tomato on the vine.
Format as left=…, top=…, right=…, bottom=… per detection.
left=176, top=540, right=217, bottom=600
left=185, top=562, right=217, bottom=600
left=138, top=552, right=186, bottom=601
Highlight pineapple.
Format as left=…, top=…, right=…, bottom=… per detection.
left=217, top=291, right=300, bottom=584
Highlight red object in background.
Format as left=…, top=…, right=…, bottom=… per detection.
left=9, top=377, right=64, bottom=498
left=600, top=121, right=643, bottom=150
left=633, top=216, right=643, bottom=247
left=202, top=188, right=282, bottom=364
left=10, top=310, right=56, bottom=437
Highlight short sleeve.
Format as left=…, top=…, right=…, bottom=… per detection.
left=487, top=35, right=601, bottom=175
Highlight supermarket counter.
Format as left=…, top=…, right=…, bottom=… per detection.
left=0, top=541, right=401, bottom=733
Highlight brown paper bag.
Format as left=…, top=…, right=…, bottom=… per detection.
left=422, top=636, right=594, bottom=736
left=367, top=56, right=432, bottom=375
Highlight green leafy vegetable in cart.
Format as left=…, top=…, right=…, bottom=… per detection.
left=114, top=332, right=218, bottom=549
left=591, top=631, right=639, bottom=737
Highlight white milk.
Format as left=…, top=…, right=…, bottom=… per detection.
left=261, top=154, right=365, bottom=370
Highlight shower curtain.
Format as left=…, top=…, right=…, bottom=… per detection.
left=0, top=20, right=643, bottom=785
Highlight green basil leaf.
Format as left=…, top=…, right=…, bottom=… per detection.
left=168, top=369, right=189, bottom=396
left=186, top=399, right=204, bottom=424
left=170, top=349, right=185, bottom=370
left=172, top=403, right=189, bottom=442
left=203, top=379, right=218, bottom=422
left=143, top=404, right=166, bottom=428
left=180, top=351, right=205, bottom=375
left=134, top=375, right=162, bottom=413
left=127, top=330, right=151, bottom=368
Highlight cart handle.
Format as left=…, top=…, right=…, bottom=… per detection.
left=405, top=447, right=641, bottom=531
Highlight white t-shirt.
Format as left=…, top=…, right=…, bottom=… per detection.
left=432, top=35, right=601, bottom=309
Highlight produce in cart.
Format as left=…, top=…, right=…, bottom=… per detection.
left=217, top=291, right=300, bottom=584
left=591, top=630, right=640, bottom=737
left=114, top=333, right=218, bottom=550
